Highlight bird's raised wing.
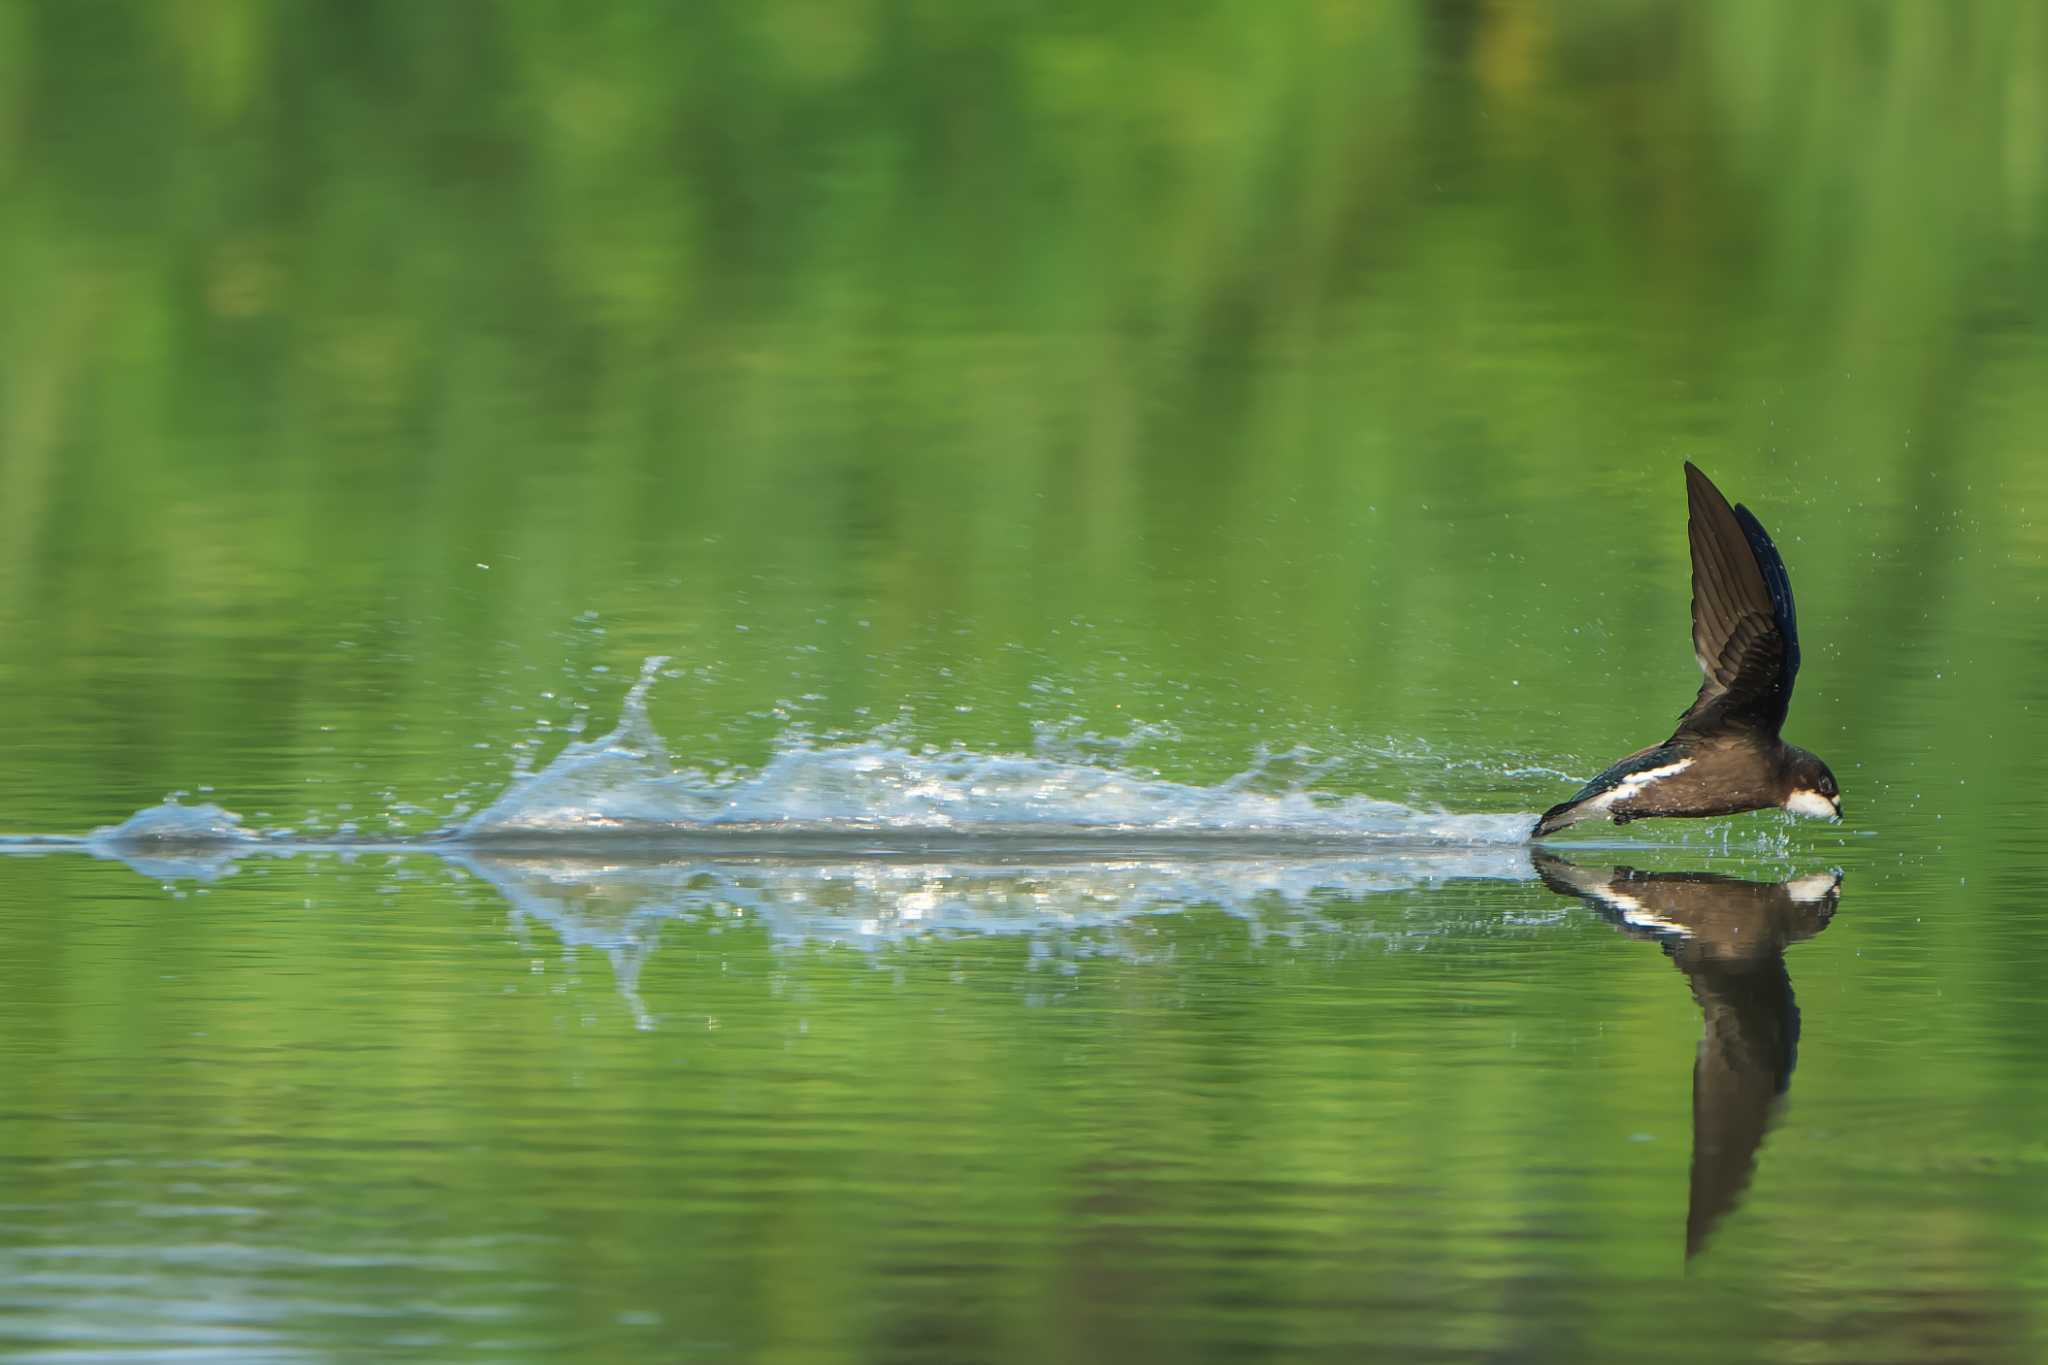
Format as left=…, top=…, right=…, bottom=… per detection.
left=1675, top=462, right=1800, bottom=737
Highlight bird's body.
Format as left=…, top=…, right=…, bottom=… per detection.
left=1534, top=463, right=1841, bottom=839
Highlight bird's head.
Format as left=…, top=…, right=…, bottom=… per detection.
left=1781, top=747, right=1842, bottom=822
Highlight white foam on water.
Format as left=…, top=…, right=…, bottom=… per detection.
left=457, top=657, right=1537, bottom=847
left=89, top=801, right=256, bottom=847
left=77, top=800, right=260, bottom=883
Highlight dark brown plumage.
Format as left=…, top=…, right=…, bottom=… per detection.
left=1533, top=464, right=1841, bottom=839
left=1532, top=851, right=1839, bottom=1258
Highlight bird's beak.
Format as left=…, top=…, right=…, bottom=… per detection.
left=1831, top=797, right=1843, bottom=823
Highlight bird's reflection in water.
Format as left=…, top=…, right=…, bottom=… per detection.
left=1531, top=850, right=1840, bottom=1259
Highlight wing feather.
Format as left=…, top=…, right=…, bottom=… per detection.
left=1676, top=464, right=1799, bottom=737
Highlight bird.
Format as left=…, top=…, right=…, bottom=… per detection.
left=1532, top=463, right=1842, bottom=839
left=1530, top=850, right=1840, bottom=1258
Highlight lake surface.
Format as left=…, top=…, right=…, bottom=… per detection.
left=6, top=4, right=2048, bottom=1361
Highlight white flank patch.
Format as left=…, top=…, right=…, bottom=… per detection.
left=1589, top=758, right=1695, bottom=812
left=1784, top=789, right=1839, bottom=821
left=1593, top=885, right=1695, bottom=938
left=1786, top=873, right=1840, bottom=904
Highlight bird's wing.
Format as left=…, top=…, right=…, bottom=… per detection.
left=1686, top=954, right=1798, bottom=1259
left=1531, top=743, right=1694, bottom=838
left=1674, top=462, right=1801, bottom=737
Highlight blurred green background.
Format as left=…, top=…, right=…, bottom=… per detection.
left=4, top=3, right=2048, bottom=1361
left=4, top=0, right=2046, bottom=834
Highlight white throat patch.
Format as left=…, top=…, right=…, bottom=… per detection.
left=1784, top=789, right=1839, bottom=821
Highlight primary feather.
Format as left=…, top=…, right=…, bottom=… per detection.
left=1676, top=462, right=1800, bottom=737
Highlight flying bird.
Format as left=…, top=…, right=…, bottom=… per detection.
left=1533, top=463, right=1841, bottom=839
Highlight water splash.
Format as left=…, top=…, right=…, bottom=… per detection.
left=81, top=800, right=260, bottom=882
left=0, top=655, right=1542, bottom=867
left=90, top=800, right=256, bottom=847
left=457, top=657, right=1535, bottom=846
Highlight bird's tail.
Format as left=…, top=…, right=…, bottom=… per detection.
left=1531, top=800, right=1589, bottom=840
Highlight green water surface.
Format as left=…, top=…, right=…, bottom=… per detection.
left=4, top=3, right=2048, bottom=1361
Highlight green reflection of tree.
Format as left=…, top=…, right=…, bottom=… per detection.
left=0, top=1, right=2041, bottom=810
